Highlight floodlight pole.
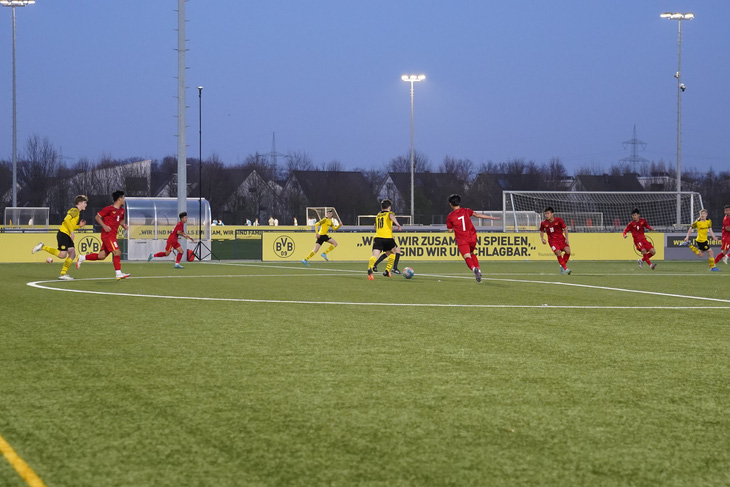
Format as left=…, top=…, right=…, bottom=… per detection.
left=402, top=74, right=425, bottom=225
left=1, top=0, right=35, bottom=208
left=661, top=12, right=694, bottom=228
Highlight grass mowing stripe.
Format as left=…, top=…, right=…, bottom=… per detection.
left=0, top=434, right=46, bottom=487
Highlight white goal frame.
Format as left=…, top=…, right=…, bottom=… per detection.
left=502, top=191, right=703, bottom=232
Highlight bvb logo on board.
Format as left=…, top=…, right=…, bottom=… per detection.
left=272, top=235, right=295, bottom=258
left=78, top=235, right=101, bottom=254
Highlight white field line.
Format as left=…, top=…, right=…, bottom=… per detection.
left=26, top=268, right=730, bottom=309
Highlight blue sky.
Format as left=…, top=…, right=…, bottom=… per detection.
left=0, top=0, right=728, bottom=173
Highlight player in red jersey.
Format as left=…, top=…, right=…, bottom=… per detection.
left=76, top=190, right=130, bottom=280
left=446, top=194, right=500, bottom=282
left=539, top=207, right=572, bottom=275
left=148, top=212, right=194, bottom=268
left=623, top=208, right=657, bottom=270
left=713, top=205, right=730, bottom=265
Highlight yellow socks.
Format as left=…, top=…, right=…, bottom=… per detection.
left=368, top=256, right=377, bottom=270
left=305, top=251, right=315, bottom=261
left=43, top=245, right=61, bottom=257
left=386, top=254, right=395, bottom=272
left=60, top=257, right=73, bottom=275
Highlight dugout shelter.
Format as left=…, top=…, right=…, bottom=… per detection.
left=125, top=197, right=211, bottom=261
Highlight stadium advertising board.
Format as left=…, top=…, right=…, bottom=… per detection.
left=262, top=232, right=666, bottom=262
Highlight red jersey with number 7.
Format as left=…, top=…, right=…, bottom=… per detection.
left=446, top=207, right=477, bottom=244
left=98, top=205, right=125, bottom=237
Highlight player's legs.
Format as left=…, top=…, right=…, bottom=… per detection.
left=458, top=243, right=475, bottom=270
left=383, top=251, right=395, bottom=276
left=58, top=246, right=76, bottom=277
left=40, top=244, right=61, bottom=258
left=688, top=242, right=702, bottom=256
left=153, top=245, right=173, bottom=258
left=322, top=238, right=337, bottom=255
left=554, top=248, right=566, bottom=269
left=707, top=248, right=717, bottom=269
left=391, top=247, right=401, bottom=273
left=373, top=253, right=388, bottom=271
left=563, top=245, right=571, bottom=263
left=469, top=243, right=480, bottom=270
left=173, top=245, right=185, bottom=264
left=304, top=243, right=321, bottom=262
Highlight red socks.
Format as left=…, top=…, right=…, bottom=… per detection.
left=176, top=252, right=183, bottom=264
left=112, top=255, right=121, bottom=271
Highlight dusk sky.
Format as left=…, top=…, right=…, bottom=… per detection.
left=1, top=0, right=728, bottom=174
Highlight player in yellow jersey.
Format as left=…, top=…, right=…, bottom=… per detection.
left=32, top=195, right=88, bottom=280
left=301, top=209, right=342, bottom=266
left=680, top=209, right=721, bottom=271
left=367, top=199, right=402, bottom=280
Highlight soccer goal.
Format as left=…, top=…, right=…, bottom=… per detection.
left=305, top=207, right=343, bottom=227
left=3, top=207, right=49, bottom=231
left=502, top=191, right=704, bottom=232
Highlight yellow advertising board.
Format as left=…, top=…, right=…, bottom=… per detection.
left=0, top=232, right=105, bottom=263
left=262, top=232, right=665, bottom=262
left=0, top=230, right=664, bottom=263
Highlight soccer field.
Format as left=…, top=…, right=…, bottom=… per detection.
left=1, top=260, right=729, bottom=486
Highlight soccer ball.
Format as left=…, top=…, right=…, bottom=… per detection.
left=46, top=257, right=53, bottom=263
left=403, top=267, right=415, bottom=279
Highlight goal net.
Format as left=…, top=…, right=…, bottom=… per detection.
left=502, top=191, right=703, bottom=232
left=305, top=207, right=343, bottom=227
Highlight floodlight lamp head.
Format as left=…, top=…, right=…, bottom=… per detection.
left=197, top=86, right=203, bottom=90
left=0, top=0, right=36, bottom=6
left=401, top=74, right=426, bottom=83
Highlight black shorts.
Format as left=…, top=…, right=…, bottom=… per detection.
left=56, top=231, right=74, bottom=251
left=316, top=234, right=331, bottom=246
left=372, top=237, right=397, bottom=252
left=696, top=240, right=710, bottom=251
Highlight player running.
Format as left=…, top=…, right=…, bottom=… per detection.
left=148, top=212, right=194, bottom=268
left=32, top=195, right=88, bottom=280
left=446, top=193, right=500, bottom=282
left=540, top=207, right=572, bottom=275
left=302, top=209, right=341, bottom=266
left=367, top=199, right=402, bottom=280
left=680, top=208, right=720, bottom=271
left=623, top=208, right=657, bottom=270
left=76, top=190, right=131, bottom=280
left=713, top=205, right=730, bottom=265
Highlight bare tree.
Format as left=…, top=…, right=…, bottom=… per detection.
left=439, top=156, right=474, bottom=182
left=387, top=150, right=431, bottom=173
left=324, top=160, right=344, bottom=172
left=19, top=135, right=60, bottom=207
left=283, top=150, right=314, bottom=178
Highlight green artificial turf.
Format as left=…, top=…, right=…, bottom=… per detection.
left=1, top=260, right=728, bottom=486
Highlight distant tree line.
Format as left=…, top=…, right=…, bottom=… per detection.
left=2, top=134, right=730, bottom=224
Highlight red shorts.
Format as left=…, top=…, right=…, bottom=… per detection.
left=635, top=238, right=654, bottom=252
left=166, top=239, right=181, bottom=253
left=722, top=235, right=730, bottom=251
left=549, top=240, right=568, bottom=252
left=101, top=234, right=120, bottom=254
left=457, top=239, right=477, bottom=256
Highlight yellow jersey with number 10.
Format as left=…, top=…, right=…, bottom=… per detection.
left=375, top=211, right=394, bottom=239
